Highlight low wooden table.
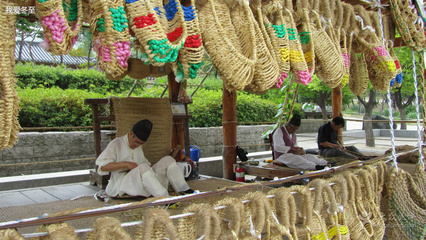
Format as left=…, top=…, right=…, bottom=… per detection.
left=244, top=163, right=301, bottom=179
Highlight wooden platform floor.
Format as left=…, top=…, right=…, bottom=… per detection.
left=0, top=182, right=100, bottom=208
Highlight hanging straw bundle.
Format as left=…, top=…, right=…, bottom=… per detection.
left=261, top=0, right=291, bottom=89
left=172, top=0, right=204, bottom=82
left=349, top=50, right=369, bottom=96
left=288, top=185, right=313, bottom=240
left=125, top=0, right=187, bottom=67
left=239, top=191, right=273, bottom=239
left=86, top=217, right=131, bottom=240
left=310, top=3, right=345, bottom=88
left=269, top=187, right=299, bottom=239
left=0, top=2, right=20, bottom=151
left=177, top=203, right=221, bottom=239
left=33, top=222, right=78, bottom=240
left=245, top=0, right=280, bottom=93
left=308, top=179, right=349, bottom=240
left=89, top=0, right=131, bottom=78
left=352, top=6, right=397, bottom=92
left=356, top=168, right=386, bottom=239
left=281, top=0, right=312, bottom=86
left=36, top=0, right=83, bottom=55
left=196, top=0, right=257, bottom=91
left=134, top=209, right=179, bottom=240
left=389, top=0, right=426, bottom=52
left=341, top=171, right=375, bottom=239
left=294, top=0, right=315, bottom=83
left=327, top=174, right=351, bottom=240
left=385, top=166, right=426, bottom=240
left=214, top=198, right=246, bottom=240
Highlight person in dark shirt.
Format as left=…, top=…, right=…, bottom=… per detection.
left=317, top=117, right=363, bottom=159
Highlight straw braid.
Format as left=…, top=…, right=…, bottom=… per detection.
left=0, top=2, right=21, bottom=151
left=247, top=0, right=280, bottom=92
left=172, top=0, right=204, bottom=82
left=311, top=11, right=345, bottom=88
left=328, top=175, right=350, bottom=240
left=0, top=229, right=24, bottom=240
left=196, top=0, right=256, bottom=92
left=36, top=0, right=83, bottom=55
left=126, top=0, right=187, bottom=67
left=389, top=0, right=426, bottom=52
left=33, top=222, right=78, bottom=240
left=261, top=0, right=291, bottom=88
left=85, top=217, right=131, bottom=240
left=214, top=198, right=245, bottom=240
left=89, top=0, right=131, bottom=78
left=386, top=166, right=426, bottom=240
left=405, top=164, right=426, bottom=209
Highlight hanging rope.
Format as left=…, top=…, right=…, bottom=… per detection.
left=411, top=50, right=425, bottom=168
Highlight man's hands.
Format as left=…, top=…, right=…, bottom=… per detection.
left=125, top=161, right=138, bottom=170
left=291, top=146, right=304, bottom=154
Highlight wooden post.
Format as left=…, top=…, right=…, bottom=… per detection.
left=222, top=85, right=237, bottom=180
left=168, top=72, right=188, bottom=154
left=332, top=86, right=343, bottom=143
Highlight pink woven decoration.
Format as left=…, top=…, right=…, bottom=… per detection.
left=113, top=41, right=131, bottom=68
left=41, top=9, right=67, bottom=44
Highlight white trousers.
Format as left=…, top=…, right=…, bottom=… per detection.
left=274, top=153, right=328, bottom=170
left=117, top=156, right=190, bottom=197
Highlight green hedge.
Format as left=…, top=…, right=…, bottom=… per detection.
left=18, top=87, right=105, bottom=128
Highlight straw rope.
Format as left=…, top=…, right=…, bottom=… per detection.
left=196, top=0, right=256, bottom=92
left=0, top=1, right=21, bottom=151
left=268, top=187, right=297, bottom=239
left=240, top=191, right=272, bottom=239
left=126, top=0, right=187, bottom=67
left=89, top=0, right=131, bottom=78
left=261, top=0, right=291, bottom=88
left=289, top=184, right=313, bottom=240
left=172, top=0, right=204, bottom=82
left=36, top=0, right=83, bottom=55
left=385, top=166, right=426, bottom=240
left=246, top=0, right=280, bottom=93
left=389, top=0, right=426, bottom=52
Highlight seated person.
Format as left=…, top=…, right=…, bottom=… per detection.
left=96, top=119, right=194, bottom=198
left=317, top=116, right=363, bottom=159
left=273, top=114, right=329, bottom=170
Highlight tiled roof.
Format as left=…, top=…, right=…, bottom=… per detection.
left=15, top=41, right=97, bottom=66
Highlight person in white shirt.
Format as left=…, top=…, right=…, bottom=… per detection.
left=96, top=119, right=194, bottom=197
left=272, top=114, right=329, bottom=170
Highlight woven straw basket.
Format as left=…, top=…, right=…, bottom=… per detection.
left=349, top=50, right=369, bottom=96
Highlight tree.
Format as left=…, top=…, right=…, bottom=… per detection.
left=357, top=84, right=378, bottom=147
left=15, top=16, right=43, bottom=63
left=297, top=75, right=354, bottom=119
left=392, top=46, right=418, bottom=130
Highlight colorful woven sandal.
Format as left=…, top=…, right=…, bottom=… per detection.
left=126, top=0, right=187, bottom=67
left=36, top=0, right=83, bottom=55
left=89, top=0, right=131, bottom=78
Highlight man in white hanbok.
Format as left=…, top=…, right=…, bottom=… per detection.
left=272, top=114, right=329, bottom=170
left=96, top=119, right=194, bottom=197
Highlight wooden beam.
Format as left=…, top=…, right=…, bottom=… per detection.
left=222, top=86, right=237, bottom=180
left=332, top=86, right=343, bottom=143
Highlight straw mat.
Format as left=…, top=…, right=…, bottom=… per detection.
left=112, top=97, right=172, bottom=164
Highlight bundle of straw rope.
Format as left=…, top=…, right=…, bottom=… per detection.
left=349, top=50, right=369, bottom=96
left=327, top=174, right=351, bottom=240
left=389, top=0, right=426, bottom=52
left=196, top=0, right=257, bottom=92
left=214, top=198, right=246, bottom=240
left=295, top=0, right=315, bottom=80
left=0, top=2, right=21, bottom=151
left=89, top=0, right=131, bottom=78
left=290, top=185, right=313, bottom=239
left=261, top=0, right=291, bottom=88
left=135, top=209, right=179, bottom=240
left=36, top=0, right=83, bottom=55
left=268, top=187, right=298, bottom=239
left=126, top=0, right=187, bottom=67
left=177, top=203, right=221, bottom=239
left=172, top=0, right=204, bottom=82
